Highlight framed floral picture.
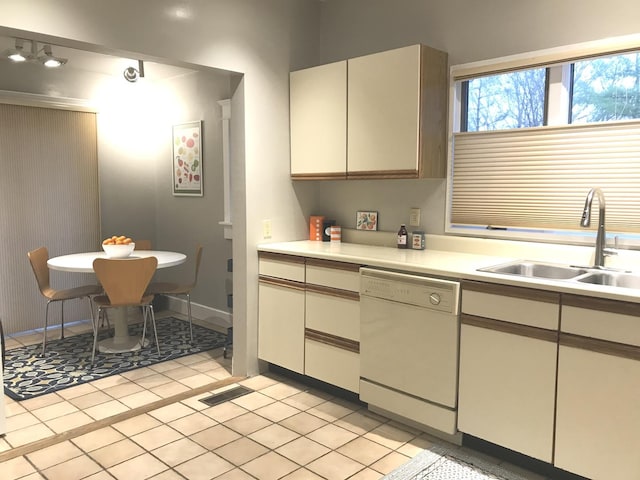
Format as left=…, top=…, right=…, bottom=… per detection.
left=356, top=211, right=378, bottom=230
left=172, top=121, right=203, bottom=196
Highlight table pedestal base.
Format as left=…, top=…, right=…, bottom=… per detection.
left=98, top=337, right=144, bottom=353
left=97, top=306, right=150, bottom=353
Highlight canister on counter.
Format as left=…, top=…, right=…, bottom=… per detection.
left=330, top=225, right=342, bottom=242
left=322, top=219, right=335, bottom=242
left=309, top=215, right=325, bottom=241
left=411, top=231, right=426, bottom=250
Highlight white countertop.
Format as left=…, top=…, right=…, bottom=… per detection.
left=258, top=239, right=640, bottom=304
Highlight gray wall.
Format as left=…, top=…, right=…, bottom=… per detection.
left=153, top=71, right=234, bottom=310
left=3, top=0, right=640, bottom=374
left=97, top=67, right=235, bottom=310
left=0, top=50, right=237, bottom=323
left=300, top=0, right=640, bottom=236
left=0, top=0, right=321, bottom=376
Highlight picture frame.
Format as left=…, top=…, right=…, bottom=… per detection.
left=172, top=121, right=203, bottom=196
left=356, top=211, right=378, bottom=231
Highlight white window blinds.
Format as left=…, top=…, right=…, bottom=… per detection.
left=451, top=121, right=640, bottom=233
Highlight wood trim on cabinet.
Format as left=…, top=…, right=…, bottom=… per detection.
left=462, top=313, right=559, bottom=343
left=258, top=275, right=305, bottom=291
left=305, top=283, right=359, bottom=301
left=562, top=293, right=640, bottom=317
left=347, top=170, right=418, bottom=180
left=461, top=280, right=560, bottom=304
left=418, top=44, right=448, bottom=179
left=258, top=252, right=306, bottom=264
left=560, top=332, right=640, bottom=361
left=291, top=173, right=347, bottom=180
left=305, top=328, right=360, bottom=353
left=305, top=257, right=361, bottom=272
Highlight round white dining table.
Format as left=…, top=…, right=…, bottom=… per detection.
left=47, top=250, right=187, bottom=353
left=47, top=250, right=186, bottom=273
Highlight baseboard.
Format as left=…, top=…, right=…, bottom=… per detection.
left=164, top=296, right=233, bottom=331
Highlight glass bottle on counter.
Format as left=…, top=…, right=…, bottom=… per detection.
left=397, top=224, right=408, bottom=249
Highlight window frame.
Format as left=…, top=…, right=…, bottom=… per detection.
left=446, top=34, right=640, bottom=249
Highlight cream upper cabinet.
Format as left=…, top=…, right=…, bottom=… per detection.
left=290, top=61, right=347, bottom=179
left=290, top=44, right=447, bottom=180
left=348, top=44, right=447, bottom=179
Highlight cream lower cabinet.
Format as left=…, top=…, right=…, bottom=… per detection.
left=258, top=253, right=305, bottom=374
left=304, top=259, right=360, bottom=393
left=258, top=253, right=361, bottom=391
left=555, top=295, right=640, bottom=480
left=458, top=281, right=559, bottom=463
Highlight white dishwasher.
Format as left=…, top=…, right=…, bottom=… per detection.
left=359, top=267, right=461, bottom=437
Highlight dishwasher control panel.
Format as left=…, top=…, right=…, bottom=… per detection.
left=360, top=267, right=460, bottom=314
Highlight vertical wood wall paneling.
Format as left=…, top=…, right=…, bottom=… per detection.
left=0, top=104, right=100, bottom=334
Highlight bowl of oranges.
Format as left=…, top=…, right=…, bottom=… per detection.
left=102, top=236, right=135, bottom=258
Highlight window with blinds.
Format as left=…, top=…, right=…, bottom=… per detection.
left=447, top=34, right=640, bottom=243
left=0, top=102, right=100, bottom=335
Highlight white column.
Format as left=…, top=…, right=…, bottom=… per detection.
left=218, top=99, right=232, bottom=240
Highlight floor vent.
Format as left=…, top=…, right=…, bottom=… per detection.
left=199, top=385, right=253, bottom=407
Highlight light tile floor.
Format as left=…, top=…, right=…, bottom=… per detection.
left=1, top=313, right=549, bottom=480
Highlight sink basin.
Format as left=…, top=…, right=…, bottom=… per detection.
left=576, top=271, right=640, bottom=289
left=479, top=261, right=589, bottom=280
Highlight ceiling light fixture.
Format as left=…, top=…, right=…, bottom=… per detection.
left=4, top=38, right=29, bottom=62
left=3, top=39, right=67, bottom=68
left=39, top=44, right=67, bottom=68
left=123, top=60, right=145, bottom=82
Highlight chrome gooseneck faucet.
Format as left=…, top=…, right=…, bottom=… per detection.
left=580, top=187, right=614, bottom=268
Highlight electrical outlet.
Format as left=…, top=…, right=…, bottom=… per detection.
left=409, top=208, right=421, bottom=226
left=263, top=219, right=272, bottom=239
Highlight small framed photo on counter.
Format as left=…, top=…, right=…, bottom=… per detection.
left=356, top=211, right=378, bottom=231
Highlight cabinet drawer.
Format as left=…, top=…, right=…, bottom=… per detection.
left=305, top=290, right=359, bottom=341
left=258, top=252, right=305, bottom=282
left=462, top=282, right=559, bottom=330
left=305, top=339, right=359, bottom=393
left=306, top=259, right=360, bottom=292
left=562, top=295, right=640, bottom=347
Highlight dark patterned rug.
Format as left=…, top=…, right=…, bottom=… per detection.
left=3, top=317, right=227, bottom=401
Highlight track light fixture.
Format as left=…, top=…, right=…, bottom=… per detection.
left=123, top=60, right=145, bottom=82
left=5, top=39, right=28, bottom=62
left=3, top=39, right=67, bottom=68
left=39, top=44, right=67, bottom=68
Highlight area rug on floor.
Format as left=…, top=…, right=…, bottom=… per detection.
left=384, top=444, right=531, bottom=480
left=3, top=317, right=227, bottom=401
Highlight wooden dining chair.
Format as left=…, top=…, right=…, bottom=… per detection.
left=91, top=256, right=158, bottom=366
left=146, top=244, right=203, bottom=341
left=28, top=246, right=102, bottom=356
left=133, top=240, right=152, bottom=250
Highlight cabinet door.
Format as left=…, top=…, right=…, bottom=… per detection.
left=290, top=61, right=347, bottom=179
left=555, top=343, right=640, bottom=480
left=258, top=280, right=305, bottom=373
left=348, top=45, right=421, bottom=177
left=458, top=321, right=557, bottom=462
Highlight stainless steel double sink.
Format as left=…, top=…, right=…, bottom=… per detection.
left=478, top=260, right=640, bottom=289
